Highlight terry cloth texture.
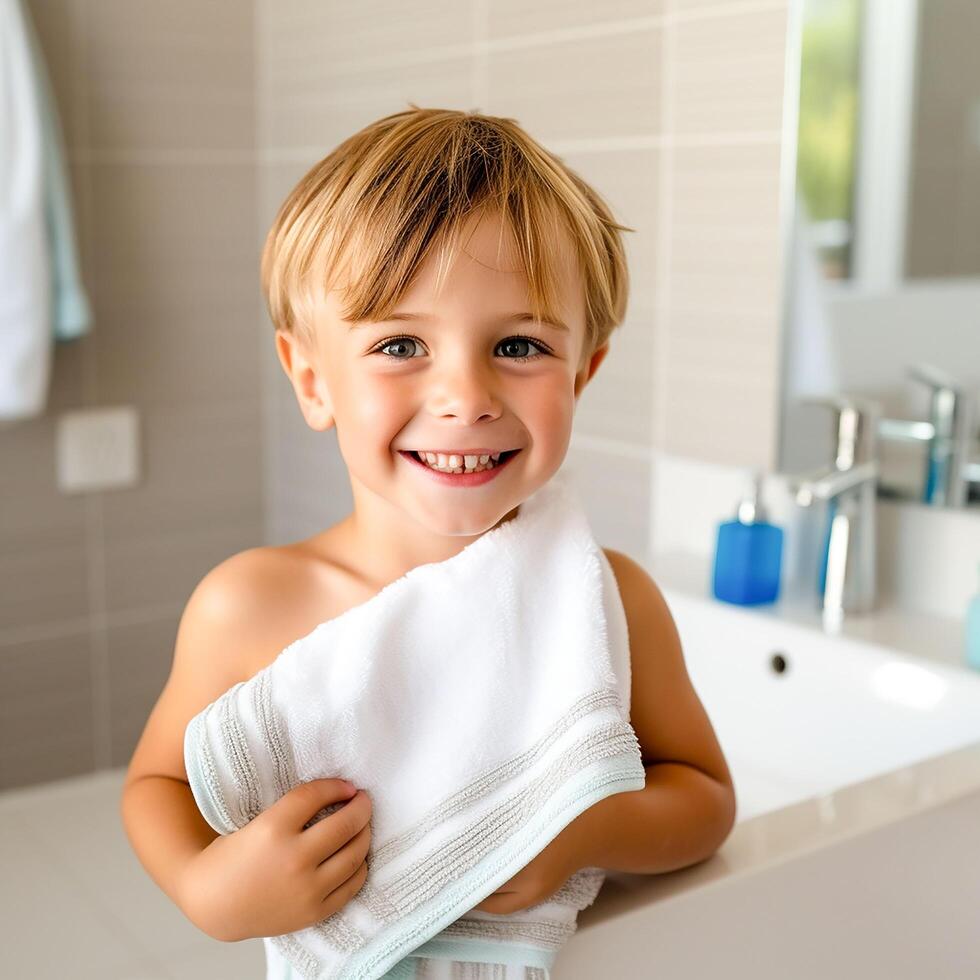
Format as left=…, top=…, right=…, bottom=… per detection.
left=184, top=469, right=646, bottom=979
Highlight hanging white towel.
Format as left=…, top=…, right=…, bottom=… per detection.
left=0, top=0, right=92, bottom=424
left=184, top=469, right=647, bottom=980
left=22, top=0, right=92, bottom=342
left=0, top=0, right=51, bottom=421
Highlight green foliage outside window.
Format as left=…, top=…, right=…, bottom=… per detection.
left=796, top=0, right=862, bottom=278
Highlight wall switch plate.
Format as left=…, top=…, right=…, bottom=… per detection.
left=56, top=406, right=141, bottom=493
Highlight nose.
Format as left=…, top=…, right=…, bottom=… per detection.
left=426, top=351, right=502, bottom=424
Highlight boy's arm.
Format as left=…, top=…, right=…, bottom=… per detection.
left=120, top=777, right=220, bottom=910
left=564, top=549, right=737, bottom=876
left=119, top=551, right=264, bottom=916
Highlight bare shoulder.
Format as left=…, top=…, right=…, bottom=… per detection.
left=601, top=547, right=682, bottom=671
left=601, top=547, right=673, bottom=630
left=121, top=544, right=321, bottom=788
left=601, top=547, right=735, bottom=797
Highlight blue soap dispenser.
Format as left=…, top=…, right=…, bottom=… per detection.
left=712, top=470, right=784, bottom=606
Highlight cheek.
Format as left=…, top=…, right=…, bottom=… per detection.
left=348, top=375, right=407, bottom=436
left=521, top=377, right=576, bottom=440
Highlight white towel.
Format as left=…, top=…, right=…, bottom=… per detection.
left=0, top=0, right=92, bottom=425
left=0, top=0, right=51, bottom=422
left=184, top=469, right=647, bottom=980
left=23, top=0, right=93, bottom=343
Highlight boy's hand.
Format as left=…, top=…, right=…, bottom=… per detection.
left=179, top=779, right=372, bottom=942
left=472, top=817, right=584, bottom=915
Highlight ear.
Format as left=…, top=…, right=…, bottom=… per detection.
left=573, top=342, right=610, bottom=400
left=274, top=329, right=336, bottom=432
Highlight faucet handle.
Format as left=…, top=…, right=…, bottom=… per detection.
left=906, top=362, right=974, bottom=443
left=907, top=363, right=977, bottom=506
left=797, top=394, right=881, bottom=469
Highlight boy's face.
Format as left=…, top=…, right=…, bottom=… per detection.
left=275, top=208, right=608, bottom=543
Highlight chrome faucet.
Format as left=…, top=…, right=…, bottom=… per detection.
left=877, top=363, right=976, bottom=508
left=783, top=395, right=880, bottom=627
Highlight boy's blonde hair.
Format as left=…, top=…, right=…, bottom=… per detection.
left=261, top=105, right=634, bottom=367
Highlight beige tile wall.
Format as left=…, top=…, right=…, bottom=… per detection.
left=0, top=0, right=262, bottom=790
left=2, top=0, right=790, bottom=791
left=258, top=0, right=789, bottom=556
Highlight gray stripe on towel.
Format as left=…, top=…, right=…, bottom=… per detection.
left=374, top=689, right=627, bottom=869
left=253, top=668, right=296, bottom=799
left=217, top=688, right=262, bottom=826
left=382, top=714, right=641, bottom=914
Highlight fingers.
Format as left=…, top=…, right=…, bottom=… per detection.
left=301, top=788, right=371, bottom=857
left=316, top=856, right=369, bottom=920
left=296, top=790, right=371, bottom=848
left=275, top=778, right=360, bottom=833
left=314, top=822, right=372, bottom=909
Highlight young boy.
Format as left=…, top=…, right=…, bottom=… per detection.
left=120, top=105, right=736, bottom=972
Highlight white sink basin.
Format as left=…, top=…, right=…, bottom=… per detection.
left=662, top=588, right=980, bottom=822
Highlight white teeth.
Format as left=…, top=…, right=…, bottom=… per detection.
left=415, top=451, right=497, bottom=474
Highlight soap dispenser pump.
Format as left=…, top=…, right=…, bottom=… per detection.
left=712, top=470, right=784, bottom=605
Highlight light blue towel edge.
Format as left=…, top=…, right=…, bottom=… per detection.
left=350, top=759, right=647, bottom=979
left=185, top=731, right=646, bottom=977
left=20, top=0, right=93, bottom=342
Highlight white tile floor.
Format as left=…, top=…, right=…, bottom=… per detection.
left=0, top=768, right=266, bottom=978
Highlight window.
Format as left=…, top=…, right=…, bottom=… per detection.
left=796, top=0, right=862, bottom=280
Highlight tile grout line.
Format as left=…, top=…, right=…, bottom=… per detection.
left=258, top=2, right=784, bottom=78
left=0, top=604, right=186, bottom=650
left=73, top=0, right=113, bottom=773
left=570, top=432, right=653, bottom=462
left=651, top=1, right=677, bottom=557
left=63, top=130, right=783, bottom=169
left=88, top=491, right=112, bottom=769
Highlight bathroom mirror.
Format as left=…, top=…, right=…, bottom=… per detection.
left=776, top=0, right=980, bottom=510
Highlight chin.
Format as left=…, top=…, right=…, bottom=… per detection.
left=428, top=514, right=505, bottom=539
left=412, top=501, right=516, bottom=539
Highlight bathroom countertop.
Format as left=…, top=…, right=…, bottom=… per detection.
left=575, top=549, right=980, bottom=933
left=642, top=549, right=968, bottom=671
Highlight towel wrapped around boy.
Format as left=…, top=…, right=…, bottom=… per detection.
left=183, top=469, right=647, bottom=979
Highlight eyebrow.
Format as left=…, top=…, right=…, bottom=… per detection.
left=347, top=312, right=570, bottom=333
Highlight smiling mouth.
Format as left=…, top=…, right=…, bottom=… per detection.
left=407, top=450, right=520, bottom=464
left=400, top=448, right=521, bottom=475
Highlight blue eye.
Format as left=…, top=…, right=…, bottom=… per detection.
left=371, top=334, right=550, bottom=363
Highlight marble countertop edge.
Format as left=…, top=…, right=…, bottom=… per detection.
left=576, top=548, right=980, bottom=930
